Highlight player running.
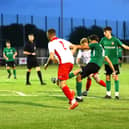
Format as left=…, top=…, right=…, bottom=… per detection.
left=44, top=28, right=82, bottom=110
left=100, top=26, right=129, bottom=99
left=23, top=34, right=46, bottom=86
left=75, top=34, right=116, bottom=101
left=3, top=40, right=17, bottom=79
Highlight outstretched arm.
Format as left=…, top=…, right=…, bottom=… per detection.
left=122, top=44, right=129, bottom=50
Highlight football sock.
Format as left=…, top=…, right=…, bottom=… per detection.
left=69, top=72, right=75, bottom=79
left=62, top=85, right=74, bottom=101
left=7, top=69, right=11, bottom=74
left=26, top=71, right=30, bottom=83
left=37, top=71, right=43, bottom=84
left=13, top=69, right=16, bottom=78
left=99, top=80, right=106, bottom=87
left=76, top=82, right=82, bottom=96
left=86, top=78, right=92, bottom=91
left=115, top=80, right=119, bottom=92
left=106, top=81, right=111, bottom=91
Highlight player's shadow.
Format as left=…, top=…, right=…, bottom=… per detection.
left=0, top=101, right=64, bottom=109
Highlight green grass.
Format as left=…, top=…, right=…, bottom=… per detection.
left=0, top=64, right=129, bottom=129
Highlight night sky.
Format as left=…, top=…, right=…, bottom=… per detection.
left=0, top=0, right=129, bottom=21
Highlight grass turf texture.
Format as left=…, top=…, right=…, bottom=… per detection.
left=0, top=64, right=129, bottom=129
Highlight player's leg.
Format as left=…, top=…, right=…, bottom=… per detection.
left=59, top=80, right=78, bottom=109
left=104, top=64, right=112, bottom=99
left=105, top=75, right=112, bottom=98
left=6, top=66, right=11, bottom=79
left=12, top=62, right=16, bottom=79
left=81, top=63, right=100, bottom=97
left=82, top=76, right=92, bottom=96
left=76, top=74, right=83, bottom=101
left=58, top=63, right=78, bottom=110
left=26, top=68, right=31, bottom=85
left=69, top=69, right=81, bottom=79
left=36, top=66, right=46, bottom=85
left=92, top=73, right=106, bottom=87
left=114, top=64, right=120, bottom=99
left=6, top=62, right=11, bottom=79
left=114, top=75, right=119, bottom=99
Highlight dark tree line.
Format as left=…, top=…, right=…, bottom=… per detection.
left=68, top=25, right=104, bottom=44
left=0, top=24, right=128, bottom=49
left=0, top=24, right=48, bottom=48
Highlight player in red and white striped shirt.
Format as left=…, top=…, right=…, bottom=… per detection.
left=44, top=28, right=81, bottom=110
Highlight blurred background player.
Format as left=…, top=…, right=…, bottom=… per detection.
left=75, top=34, right=116, bottom=102
left=44, top=28, right=83, bottom=110
left=23, top=34, right=46, bottom=86
left=100, top=26, right=129, bottom=99
left=3, top=40, right=17, bottom=79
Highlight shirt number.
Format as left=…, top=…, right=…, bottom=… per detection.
left=59, top=41, right=67, bottom=50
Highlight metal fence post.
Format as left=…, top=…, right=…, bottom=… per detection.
left=70, top=17, right=73, bottom=33
left=123, top=21, right=126, bottom=40
left=116, top=20, right=118, bottom=38
left=16, top=14, right=19, bottom=24
left=45, top=16, right=47, bottom=32
left=82, top=18, right=85, bottom=27
left=94, top=19, right=96, bottom=26
left=31, top=16, right=34, bottom=24
left=58, top=16, right=61, bottom=37
left=105, top=20, right=108, bottom=26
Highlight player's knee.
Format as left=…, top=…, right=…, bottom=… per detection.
left=28, top=69, right=31, bottom=72
left=76, top=75, right=82, bottom=82
left=106, top=75, right=111, bottom=81
left=36, top=67, right=40, bottom=71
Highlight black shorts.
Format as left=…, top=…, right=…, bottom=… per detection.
left=80, top=63, right=100, bottom=79
left=6, top=61, right=16, bottom=68
left=105, top=64, right=120, bottom=75
left=27, top=57, right=39, bottom=69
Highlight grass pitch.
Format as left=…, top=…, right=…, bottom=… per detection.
left=0, top=64, right=129, bottom=129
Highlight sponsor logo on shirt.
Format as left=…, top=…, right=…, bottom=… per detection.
left=112, top=42, right=114, bottom=45
left=104, top=46, right=115, bottom=49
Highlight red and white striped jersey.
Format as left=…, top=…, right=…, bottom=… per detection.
left=48, top=37, right=74, bottom=64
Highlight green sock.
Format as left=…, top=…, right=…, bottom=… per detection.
left=69, top=72, right=75, bottom=79
left=115, top=80, right=119, bottom=92
left=7, top=69, right=11, bottom=74
left=13, top=69, right=16, bottom=78
left=106, top=81, right=111, bottom=91
left=76, top=82, right=82, bottom=96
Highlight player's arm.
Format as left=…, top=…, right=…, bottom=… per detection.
left=13, top=49, right=17, bottom=59
left=44, top=56, right=52, bottom=70
left=121, top=44, right=129, bottom=50
left=69, top=44, right=82, bottom=55
left=3, top=53, right=8, bottom=60
left=23, top=51, right=36, bottom=56
left=116, top=38, right=129, bottom=50
left=104, top=56, right=116, bottom=79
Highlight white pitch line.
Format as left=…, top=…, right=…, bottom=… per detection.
left=0, top=90, right=26, bottom=96
left=15, top=91, right=26, bottom=96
